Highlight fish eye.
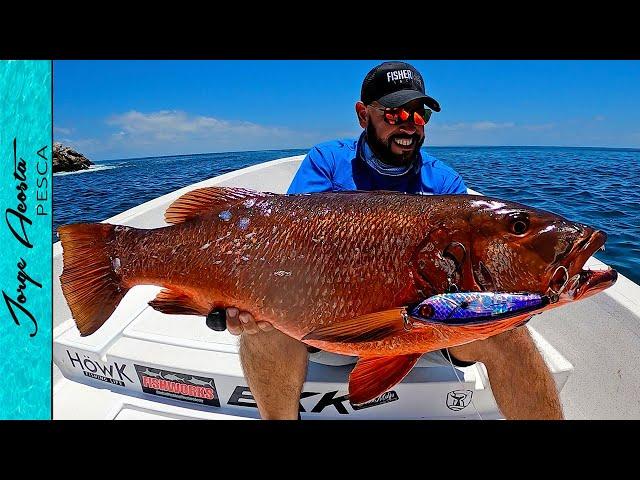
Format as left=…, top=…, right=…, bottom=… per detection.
left=509, top=214, right=530, bottom=235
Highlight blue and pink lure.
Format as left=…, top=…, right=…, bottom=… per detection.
left=409, top=292, right=549, bottom=325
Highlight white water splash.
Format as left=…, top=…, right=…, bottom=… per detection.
left=54, top=164, right=122, bottom=176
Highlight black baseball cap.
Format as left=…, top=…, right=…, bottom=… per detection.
left=361, top=61, right=441, bottom=112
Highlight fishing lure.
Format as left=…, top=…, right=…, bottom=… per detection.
left=408, top=292, right=549, bottom=326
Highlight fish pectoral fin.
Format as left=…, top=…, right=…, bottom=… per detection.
left=349, top=354, right=422, bottom=406
left=164, top=187, right=275, bottom=224
left=148, top=288, right=209, bottom=316
left=302, top=308, right=406, bottom=343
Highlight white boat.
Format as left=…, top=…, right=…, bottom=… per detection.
left=52, top=154, right=640, bottom=419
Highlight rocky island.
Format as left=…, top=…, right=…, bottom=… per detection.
left=53, top=143, right=94, bottom=173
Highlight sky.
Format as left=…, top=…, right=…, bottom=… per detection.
left=53, top=60, right=640, bottom=161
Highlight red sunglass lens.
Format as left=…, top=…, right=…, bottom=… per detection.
left=379, top=107, right=429, bottom=126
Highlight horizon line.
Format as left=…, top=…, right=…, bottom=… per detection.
left=78, top=144, right=640, bottom=163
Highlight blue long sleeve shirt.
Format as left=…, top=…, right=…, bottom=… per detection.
left=287, top=133, right=467, bottom=195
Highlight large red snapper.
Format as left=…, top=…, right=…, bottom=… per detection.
left=58, top=187, right=617, bottom=404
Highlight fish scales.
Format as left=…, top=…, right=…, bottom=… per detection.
left=110, top=193, right=430, bottom=340
left=60, top=188, right=616, bottom=360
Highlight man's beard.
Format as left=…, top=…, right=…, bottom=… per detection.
left=366, top=124, right=425, bottom=167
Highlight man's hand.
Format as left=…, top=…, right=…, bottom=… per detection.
left=226, top=308, right=274, bottom=335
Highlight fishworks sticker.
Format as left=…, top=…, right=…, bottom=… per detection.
left=66, top=350, right=132, bottom=387
left=446, top=389, right=473, bottom=411
left=351, top=390, right=399, bottom=410
left=134, top=365, right=220, bottom=407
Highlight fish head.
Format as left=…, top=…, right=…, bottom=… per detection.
left=464, top=197, right=617, bottom=302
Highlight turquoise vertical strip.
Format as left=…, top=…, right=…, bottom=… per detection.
left=0, top=61, right=52, bottom=419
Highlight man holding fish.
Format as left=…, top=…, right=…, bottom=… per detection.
left=225, top=61, right=565, bottom=420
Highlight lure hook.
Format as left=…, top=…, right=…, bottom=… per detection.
left=546, top=265, right=569, bottom=303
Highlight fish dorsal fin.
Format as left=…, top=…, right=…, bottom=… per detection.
left=302, top=308, right=406, bottom=343
left=165, top=187, right=275, bottom=224
left=349, top=354, right=422, bottom=406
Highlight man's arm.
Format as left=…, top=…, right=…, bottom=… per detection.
left=287, top=146, right=335, bottom=194
left=434, top=158, right=468, bottom=194
left=441, top=172, right=468, bottom=194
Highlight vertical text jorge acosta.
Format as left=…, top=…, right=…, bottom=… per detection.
left=3, top=137, right=49, bottom=337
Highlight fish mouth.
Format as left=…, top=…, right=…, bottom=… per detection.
left=548, top=230, right=617, bottom=301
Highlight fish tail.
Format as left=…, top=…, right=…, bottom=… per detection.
left=58, top=223, right=130, bottom=336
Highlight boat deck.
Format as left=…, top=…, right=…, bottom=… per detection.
left=528, top=268, right=640, bottom=419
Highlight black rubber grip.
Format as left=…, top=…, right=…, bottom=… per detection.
left=206, top=308, right=227, bottom=331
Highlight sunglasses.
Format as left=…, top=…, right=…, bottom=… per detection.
left=369, top=105, right=432, bottom=126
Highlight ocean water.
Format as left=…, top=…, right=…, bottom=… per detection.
left=53, top=146, right=640, bottom=285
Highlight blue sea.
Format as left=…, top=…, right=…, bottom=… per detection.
left=53, top=146, right=640, bottom=285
